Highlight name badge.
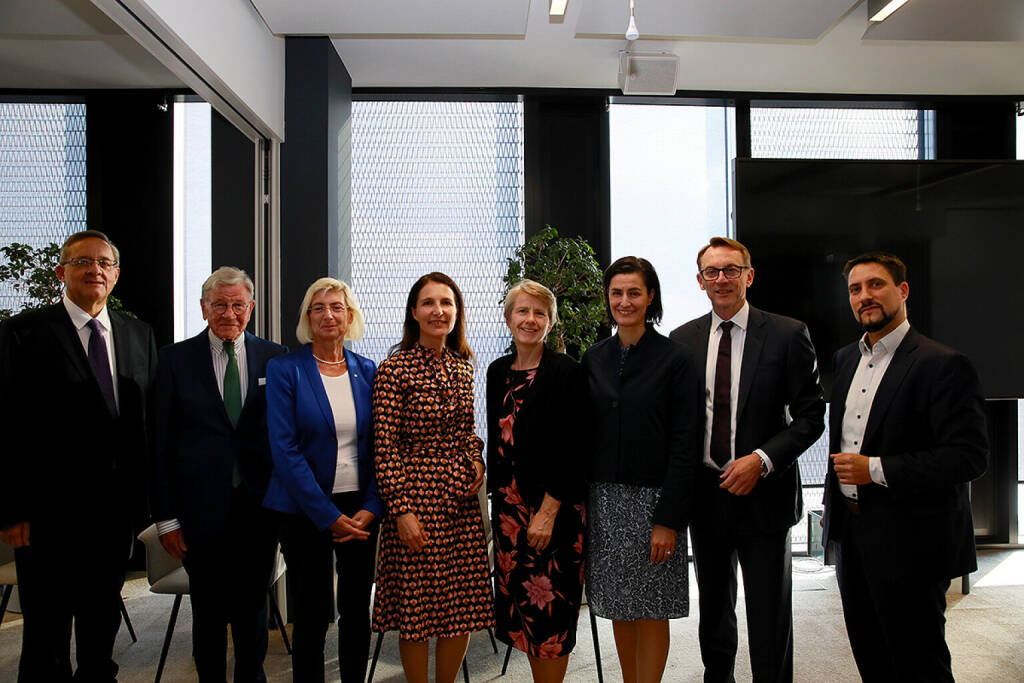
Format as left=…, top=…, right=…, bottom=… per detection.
left=258, top=377, right=267, bottom=386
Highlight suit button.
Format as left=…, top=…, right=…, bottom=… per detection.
left=611, top=400, right=618, bottom=408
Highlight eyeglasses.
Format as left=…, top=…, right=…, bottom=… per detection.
left=61, top=257, right=119, bottom=270
left=308, top=304, right=348, bottom=315
left=209, top=302, right=251, bottom=316
left=699, top=265, right=750, bottom=281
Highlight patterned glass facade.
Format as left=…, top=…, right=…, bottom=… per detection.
left=751, top=107, right=932, bottom=159
left=350, top=100, right=525, bottom=439
left=0, top=103, right=86, bottom=313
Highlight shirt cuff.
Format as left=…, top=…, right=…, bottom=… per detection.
left=156, top=519, right=181, bottom=536
left=755, top=449, right=773, bottom=475
left=869, top=457, right=887, bottom=487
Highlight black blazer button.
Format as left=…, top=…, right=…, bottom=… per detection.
left=611, top=400, right=618, bottom=408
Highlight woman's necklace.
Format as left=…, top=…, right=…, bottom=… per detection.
left=312, top=354, right=346, bottom=366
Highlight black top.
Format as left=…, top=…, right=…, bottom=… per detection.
left=486, top=346, right=588, bottom=508
left=582, top=326, right=701, bottom=530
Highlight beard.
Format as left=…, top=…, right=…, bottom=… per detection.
left=859, top=307, right=896, bottom=333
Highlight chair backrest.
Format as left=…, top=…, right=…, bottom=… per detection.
left=136, top=524, right=184, bottom=586
left=0, top=540, right=16, bottom=586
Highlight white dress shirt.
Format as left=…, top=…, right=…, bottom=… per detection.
left=838, top=319, right=911, bottom=500
left=157, top=329, right=248, bottom=537
left=63, top=294, right=119, bottom=411
left=703, top=302, right=772, bottom=472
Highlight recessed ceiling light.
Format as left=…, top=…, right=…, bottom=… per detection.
left=868, top=0, right=910, bottom=22
left=550, top=0, right=569, bottom=17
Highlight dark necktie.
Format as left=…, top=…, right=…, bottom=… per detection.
left=87, top=318, right=117, bottom=416
left=710, top=320, right=734, bottom=468
left=223, top=340, right=242, bottom=428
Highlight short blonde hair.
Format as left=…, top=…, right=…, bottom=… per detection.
left=295, top=277, right=365, bottom=344
left=503, top=279, right=558, bottom=333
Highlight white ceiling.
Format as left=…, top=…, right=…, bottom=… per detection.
left=0, top=0, right=183, bottom=89
left=2, top=0, right=1024, bottom=96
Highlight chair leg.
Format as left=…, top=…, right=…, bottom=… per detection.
left=119, top=597, right=137, bottom=643
left=0, top=585, right=12, bottom=624
left=589, top=608, right=604, bottom=683
left=462, top=656, right=470, bottom=683
left=267, top=589, right=292, bottom=655
left=500, top=642, right=514, bottom=676
left=155, top=594, right=182, bottom=683
left=366, top=631, right=384, bottom=683
left=487, top=627, right=498, bottom=654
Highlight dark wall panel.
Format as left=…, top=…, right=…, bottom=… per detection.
left=86, top=92, right=174, bottom=347
left=211, top=109, right=256, bottom=285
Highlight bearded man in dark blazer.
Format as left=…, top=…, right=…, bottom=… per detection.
left=0, top=230, right=157, bottom=682
left=823, top=252, right=987, bottom=682
left=151, top=266, right=286, bottom=681
left=670, top=236, right=825, bottom=683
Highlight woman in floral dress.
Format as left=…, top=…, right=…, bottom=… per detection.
left=486, top=280, right=588, bottom=683
left=372, top=272, right=494, bottom=683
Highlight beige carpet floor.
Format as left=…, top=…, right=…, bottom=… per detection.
left=2, top=549, right=1022, bottom=682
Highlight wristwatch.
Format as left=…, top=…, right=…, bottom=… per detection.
left=759, top=457, right=769, bottom=478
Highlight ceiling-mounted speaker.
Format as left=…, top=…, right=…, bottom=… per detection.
left=618, top=51, right=679, bottom=96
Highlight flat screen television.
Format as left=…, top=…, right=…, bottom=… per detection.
left=734, top=158, right=1024, bottom=399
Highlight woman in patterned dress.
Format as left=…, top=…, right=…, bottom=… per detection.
left=371, top=272, right=494, bottom=683
left=582, top=257, right=701, bottom=683
left=486, top=280, right=588, bottom=683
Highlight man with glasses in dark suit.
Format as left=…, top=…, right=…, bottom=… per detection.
left=0, top=230, right=157, bottom=682
left=671, top=237, right=825, bottom=683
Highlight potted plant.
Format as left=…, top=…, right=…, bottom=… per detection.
left=502, top=226, right=604, bottom=359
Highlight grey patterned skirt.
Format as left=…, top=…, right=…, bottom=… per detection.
left=585, top=481, right=689, bottom=621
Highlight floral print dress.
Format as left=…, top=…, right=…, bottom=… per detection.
left=371, top=343, right=494, bottom=640
left=492, top=368, right=587, bottom=659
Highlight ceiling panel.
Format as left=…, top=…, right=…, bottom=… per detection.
left=251, top=0, right=531, bottom=37
left=0, top=37, right=185, bottom=89
left=575, top=0, right=861, bottom=40
left=0, top=0, right=122, bottom=36
left=863, top=0, right=1024, bottom=42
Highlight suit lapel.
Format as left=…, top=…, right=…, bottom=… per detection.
left=861, top=330, right=920, bottom=452
left=737, top=307, right=766, bottom=420
left=48, top=304, right=91, bottom=380
left=189, top=330, right=231, bottom=425
left=242, top=332, right=262, bottom=414
left=301, top=347, right=336, bottom=431
left=344, top=348, right=369, bottom=431
left=689, top=314, right=711, bottom=398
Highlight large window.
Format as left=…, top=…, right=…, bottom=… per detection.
left=609, top=103, right=735, bottom=333
left=751, top=106, right=935, bottom=159
left=350, top=99, right=525, bottom=438
left=172, top=101, right=212, bottom=341
left=0, top=102, right=86, bottom=313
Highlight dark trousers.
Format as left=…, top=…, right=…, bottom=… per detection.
left=277, top=492, right=378, bottom=683
left=182, top=489, right=279, bottom=682
left=15, top=517, right=133, bottom=683
left=691, top=473, right=794, bottom=683
left=836, top=514, right=953, bottom=683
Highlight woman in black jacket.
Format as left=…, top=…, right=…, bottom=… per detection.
left=486, top=279, right=588, bottom=683
left=583, top=257, right=701, bottom=683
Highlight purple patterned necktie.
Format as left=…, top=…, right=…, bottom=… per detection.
left=87, top=318, right=117, bottom=415
left=710, top=320, right=733, bottom=468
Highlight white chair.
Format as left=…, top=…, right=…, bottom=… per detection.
left=136, top=524, right=291, bottom=683
left=0, top=538, right=136, bottom=643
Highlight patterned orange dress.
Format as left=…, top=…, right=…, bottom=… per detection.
left=371, top=343, right=495, bottom=640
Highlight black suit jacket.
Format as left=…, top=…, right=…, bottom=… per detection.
left=0, top=302, right=157, bottom=530
left=822, top=327, right=988, bottom=580
left=670, top=306, right=825, bottom=531
left=582, top=327, right=702, bottom=530
left=485, top=346, right=588, bottom=509
left=151, top=329, right=287, bottom=537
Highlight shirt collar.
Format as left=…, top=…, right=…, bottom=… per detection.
left=711, top=300, right=749, bottom=333
left=63, top=294, right=111, bottom=332
left=858, top=318, right=911, bottom=357
left=209, top=327, right=245, bottom=355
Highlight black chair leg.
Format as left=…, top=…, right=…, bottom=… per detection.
left=501, top=642, right=514, bottom=675
left=119, top=597, right=137, bottom=643
left=487, top=627, right=498, bottom=654
left=366, top=631, right=385, bottom=683
left=0, top=585, right=12, bottom=624
left=155, top=594, right=182, bottom=683
left=462, top=656, right=470, bottom=683
left=589, top=608, right=604, bottom=683
left=267, top=589, right=292, bottom=655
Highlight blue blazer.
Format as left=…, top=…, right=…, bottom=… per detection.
left=263, top=345, right=382, bottom=530
left=152, top=330, right=287, bottom=536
